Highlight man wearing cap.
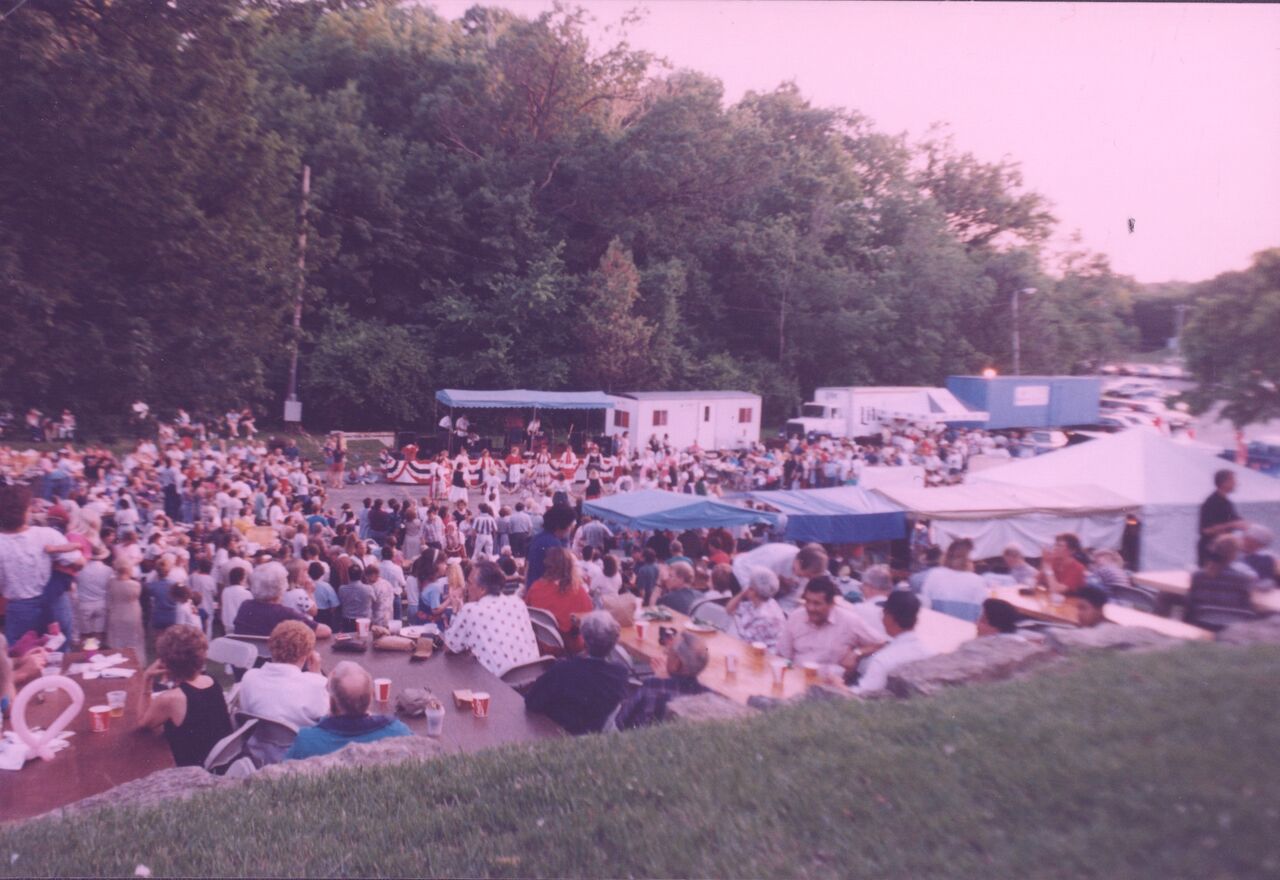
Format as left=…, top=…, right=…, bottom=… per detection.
left=852, top=591, right=935, bottom=695
left=616, top=631, right=709, bottom=730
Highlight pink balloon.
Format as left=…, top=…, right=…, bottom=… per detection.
left=11, top=675, right=85, bottom=762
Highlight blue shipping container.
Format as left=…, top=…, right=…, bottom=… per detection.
left=946, top=376, right=1101, bottom=429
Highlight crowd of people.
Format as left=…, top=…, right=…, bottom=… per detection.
left=0, top=411, right=1274, bottom=774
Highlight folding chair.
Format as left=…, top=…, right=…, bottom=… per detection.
left=207, top=637, right=260, bottom=677
left=687, top=599, right=734, bottom=633
left=531, top=618, right=566, bottom=655
left=500, top=656, right=557, bottom=691
left=1109, top=584, right=1161, bottom=614
left=526, top=606, right=559, bottom=631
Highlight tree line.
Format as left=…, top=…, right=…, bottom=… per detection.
left=1, top=0, right=1271, bottom=432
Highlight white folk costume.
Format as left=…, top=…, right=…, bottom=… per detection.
left=533, top=450, right=553, bottom=490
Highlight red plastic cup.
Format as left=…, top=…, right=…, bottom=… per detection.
left=635, top=621, right=647, bottom=640
left=374, top=678, right=391, bottom=703
left=471, top=691, right=490, bottom=718
left=89, top=705, right=111, bottom=733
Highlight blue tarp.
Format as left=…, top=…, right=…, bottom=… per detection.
left=736, top=487, right=907, bottom=544
left=435, top=389, right=616, bottom=410
left=584, top=490, right=778, bottom=531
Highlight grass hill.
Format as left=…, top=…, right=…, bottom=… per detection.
left=3, top=644, right=1277, bottom=879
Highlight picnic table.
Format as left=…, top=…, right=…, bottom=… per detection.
left=0, top=649, right=175, bottom=824
left=989, top=586, right=1214, bottom=642
left=315, top=643, right=564, bottom=754
left=1132, top=569, right=1280, bottom=615
left=618, top=604, right=976, bottom=705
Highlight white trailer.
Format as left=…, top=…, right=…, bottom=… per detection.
left=784, top=386, right=986, bottom=439
left=607, top=391, right=761, bottom=451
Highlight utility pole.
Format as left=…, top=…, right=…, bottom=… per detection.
left=1012, top=287, right=1037, bottom=375
left=284, top=164, right=310, bottom=423
left=1172, top=303, right=1190, bottom=351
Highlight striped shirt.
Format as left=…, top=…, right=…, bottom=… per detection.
left=472, top=514, right=498, bottom=536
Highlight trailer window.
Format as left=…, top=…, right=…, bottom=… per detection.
left=738, top=407, right=753, bottom=423
left=653, top=410, right=668, bottom=427
left=704, top=406, right=712, bottom=422
left=613, top=410, right=630, bottom=428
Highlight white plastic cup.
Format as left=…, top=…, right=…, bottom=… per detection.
left=388, top=620, right=403, bottom=635
left=724, top=654, right=738, bottom=675
left=425, top=705, right=445, bottom=737
left=356, top=617, right=371, bottom=638
left=41, top=667, right=59, bottom=693
left=107, top=690, right=127, bottom=718
left=769, top=658, right=788, bottom=687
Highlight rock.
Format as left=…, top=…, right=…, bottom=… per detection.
left=666, top=692, right=756, bottom=723
left=1045, top=623, right=1181, bottom=655
left=745, top=695, right=786, bottom=712
left=40, top=735, right=445, bottom=824
left=1216, top=615, right=1280, bottom=646
left=802, top=684, right=859, bottom=703
left=887, top=635, right=1057, bottom=698
left=51, top=766, right=228, bottom=819
left=255, top=735, right=445, bottom=780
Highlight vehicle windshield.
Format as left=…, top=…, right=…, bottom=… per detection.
left=801, top=404, right=827, bottom=418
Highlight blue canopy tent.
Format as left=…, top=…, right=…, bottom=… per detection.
left=735, top=487, right=907, bottom=544
left=584, top=490, right=779, bottom=532
left=435, top=389, right=615, bottom=410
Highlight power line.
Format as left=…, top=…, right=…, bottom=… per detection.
left=0, top=0, right=32, bottom=23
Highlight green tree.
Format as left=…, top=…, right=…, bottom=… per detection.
left=576, top=239, right=654, bottom=391
left=1182, top=249, right=1280, bottom=427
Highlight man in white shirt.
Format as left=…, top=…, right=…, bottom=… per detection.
left=444, top=561, right=539, bottom=676
left=221, top=567, right=252, bottom=634
left=731, top=542, right=828, bottom=606
left=236, top=620, right=329, bottom=733
left=74, top=550, right=113, bottom=638
left=853, top=591, right=935, bottom=695
left=776, top=577, right=883, bottom=676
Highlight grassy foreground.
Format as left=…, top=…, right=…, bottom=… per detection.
left=3, top=645, right=1278, bottom=879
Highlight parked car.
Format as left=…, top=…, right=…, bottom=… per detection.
left=1219, top=437, right=1280, bottom=477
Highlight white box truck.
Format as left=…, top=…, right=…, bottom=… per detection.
left=783, top=387, right=986, bottom=440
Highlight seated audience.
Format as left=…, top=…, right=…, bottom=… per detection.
left=137, top=625, right=233, bottom=767
left=776, top=576, right=882, bottom=676
left=234, top=561, right=331, bottom=639
left=1069, top=584, right=1110, bottom=628
left=219, top=566, right=251, bottom=635
left=524, top=611, right=629, bottom=734
left=1187, top=536, right=1256, bottom=630
left=725, top=567, right=787, bottom=649
left=1001, top=546, right=1038, bottom=587
left=617, top=631, right=709, bottom=730
left=1090, top=550, right=1133, bottom=595
left=444, top=560, right=540, bottom=676
left=525, top=547, right=594, bottom=654
left=284, top=661, right=412, bottom=760
left=853, top=590, right=935, bottom=694
left=235, top=620, right=328, bottom=731
left=655, top=561, right=699, bottom=615
left=1038, top=533, right=1088, bottom=593
left=975, top=598, right=1022, bottom=637
left=338, top=564, right=374, bottom=632
left=1239, top=524, right=1277, bottom=587
left=921, top=540, right=987, bottom=622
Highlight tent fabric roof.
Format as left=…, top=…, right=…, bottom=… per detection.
left=969, top=430, right=1280, bottom=505
left=583, top=489, right=778, bottom=531
left=735, top=487, right=908, bottom=543
left=616, top=390, right=758, bottom=401
left=435, top=389, right=615, bottom=410
left=874, top=483, right=1140, bottom=521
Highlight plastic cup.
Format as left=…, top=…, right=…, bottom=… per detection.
left=41, top=667, right=59, bottom=693
left=724, top=654, right=738, bottom=676
left=802, top=661, right=819, bottom=684
left=769, top=658, right=788, bottom=687
left=634, top=621, right=647, bottom=640
left=46, top=651, right=64, bottom=671
left=89, top=705, right=111, bottom=733
left=374, top=678, right=391, bottom=703
left=107, top=690, right=127, bottom=718
left=425, top=705, right=445, bottom=737
left=750, top=641, right=767, bottom=656
left=472, top=691, right=491, bottom=719
left=388, top=620, right=403, bottom=635
left=356, top=617, right=371, bottom=638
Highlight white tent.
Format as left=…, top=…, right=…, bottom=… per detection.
left=970, top=430, right=1280, bottom=570
left=875, top=483, right=1139, bottom=560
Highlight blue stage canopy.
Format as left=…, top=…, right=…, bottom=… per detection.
left=584, top=490, right=778, bottom=532
left=735, top=487, right=907, bottom=544
left=435, top=389, right=616, bottom=410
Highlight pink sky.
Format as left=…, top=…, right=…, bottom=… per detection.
left=429, top=1, right=1280, bottom=284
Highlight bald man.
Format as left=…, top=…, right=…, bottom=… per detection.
left=284, top=661, right=411, bottom=760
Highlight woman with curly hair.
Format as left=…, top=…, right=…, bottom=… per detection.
left=524, top=547, right=593, bottom=655
left=136, top=625, right=232, bottom=766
